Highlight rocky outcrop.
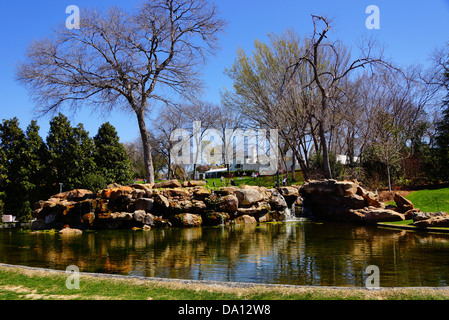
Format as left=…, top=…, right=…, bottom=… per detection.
left=31, top=181, right=298, bottom=231
left=412, top=212, right=449, bottom=228
left=299, top=180, right=404, bottom=224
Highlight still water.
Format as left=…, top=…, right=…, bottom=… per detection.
left=1, top=220, right=449, bottom=287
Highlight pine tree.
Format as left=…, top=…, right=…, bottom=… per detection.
left=46, top=114, right=97, bottom=192
left=0, top=118, right=32, bottom=220
left=93, top=122, right=134, bottom=186
left=24, top=121, right=47, bottom=204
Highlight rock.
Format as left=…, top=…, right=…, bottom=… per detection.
left=268, top=191, right=288, bottom=210
left=236, top=202, right=271, bottom=217
left=214, top=187, right=239, bottom=196
left=343, top=194, right=366, bottom=210
left=31, top=219, right=46, bottom=230
left=133, top=211, right=154, bottom=226
left=134, top=198, right=154, bottom=212
left=153, top=217, right=171, bottom=228
left=279, top=186, right=299, bottom=198
left=257, top=212, right=273, bottom=223
left=234, top=189, right=263, bottom=207
left=106, top=183, right=122, bottom=189
left=66, top=189, right=94, bottom=201
left=109, top=187, right=133, bottom=201
left=162, top=188, right=191, bottom=199
left=415, top=217, right=449, bottom=228
left=130, top=183, right=153, bottom=190
left=413, top=211, right=449, bottom=222
left=201, top=211, right=229, bottom=226
left=394, top=193, right=414, bottom=213
left=300, top=180, right=337, bottom=196
left=232, top=215, right=257, bottom=225
left=154, top=180, right=182, bottom=189
left=131, top=189, right=146, bottom=199
left=133, top=210, right=147, bottom=223
left=169, top=200, right=193, bottom=215
left=192, top=187, right=211, bottom=199
left=191, top=200, right=207, bottom=214
left=188, top=180, right=207, bottom=187
left=81, top=213, right=95, bottom=225
left=171, top=213, right=202, bottom=228
left=59, top=227, right=83, bottom=235
left=153, top=193, right=170, bottom=214
left=218, top=195, right=239, bottom=213
left=364, top=208, right=405, bottom=224
left=334, top=181, right=358, bottom=197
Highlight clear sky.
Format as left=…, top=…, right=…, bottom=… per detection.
left=1, top=0, right=449, bottom=143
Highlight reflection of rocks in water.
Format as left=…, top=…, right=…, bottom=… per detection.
left=5, top=220, right=449, bottom=286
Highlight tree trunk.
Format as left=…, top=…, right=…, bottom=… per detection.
left=136, top=111, right=155, bottom=184
left=291, top=154, right=296, bottom=182
left=387, top=164, right=392, bottom=192
left=319, top=122, right=332, bottom=179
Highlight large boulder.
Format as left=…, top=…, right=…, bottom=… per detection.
left=59, top=227, right=83, bottom=235
left=343, top=194, right=366, bottom=210
left=234, top=189, right=263, bottom=207
left=153, top=193, right=170, bottom=214
left=268, top=190, right=288, bottom=210
left=232, top=215, right=257, bottom=225
left=134, top=198, right=154, bottom=212
left=214, top=187, right=239, bottom=196
left=188, top=180, right=207, bottom=187
left=133, top=210, right=154, bottom=226
left=170, top=213, right=202, bottom=228
left=364, top=208, right=406, bottom=224
left=218, top=195, right=239, bottom=213
left=161, top=188, right=191, bottom=199
left=154, top=180, right=182, bottom=189
left=414, top=216, right=449, bottom=228
left=192, top=187, right=211, bottom=200
left=413, top=211, right=449, bottom=222
left=394, top=193, right=414, bottom=213
left=236, top=202, right=271, bottom=217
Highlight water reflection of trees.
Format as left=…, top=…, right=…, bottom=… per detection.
left=2, top=224, right=449, bottom=286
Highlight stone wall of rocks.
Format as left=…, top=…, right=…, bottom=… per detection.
left=31, top=180, right=300, bottom=231
left=299, top=180, right=409, bottom=224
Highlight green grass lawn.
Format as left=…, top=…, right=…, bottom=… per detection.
left=2, top=265, right=449, bottom=300
left=405, top=188, right=449, bottom=213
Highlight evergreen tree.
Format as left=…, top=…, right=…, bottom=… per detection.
left=24, top=121, right=47, bottom=205
left=46, top=113, right=96, bottom=192
left=0, top=118, right=32, bottom=221
left=93, top=122, right=133, bottom=186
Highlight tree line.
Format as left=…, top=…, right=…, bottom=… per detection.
left=0, top=114, right=134, bottom=221
left=12, top=0, right=449, bottom=194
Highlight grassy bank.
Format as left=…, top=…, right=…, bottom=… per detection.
left=405, top=187, right=449, bottom=213
left=1, top=265, right=449, bottom=300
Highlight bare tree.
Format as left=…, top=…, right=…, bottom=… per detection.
left=16, top=0, right=225, bottom=184
left=285, top=15, right=395, bottom=179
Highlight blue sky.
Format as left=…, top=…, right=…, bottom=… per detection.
left=1, top=0, right=449, bottom=143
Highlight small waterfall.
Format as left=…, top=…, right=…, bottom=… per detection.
left=278, top=193, right=299, bottom=222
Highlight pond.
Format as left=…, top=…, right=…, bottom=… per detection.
left=1, top=220, right=449, bottom=287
